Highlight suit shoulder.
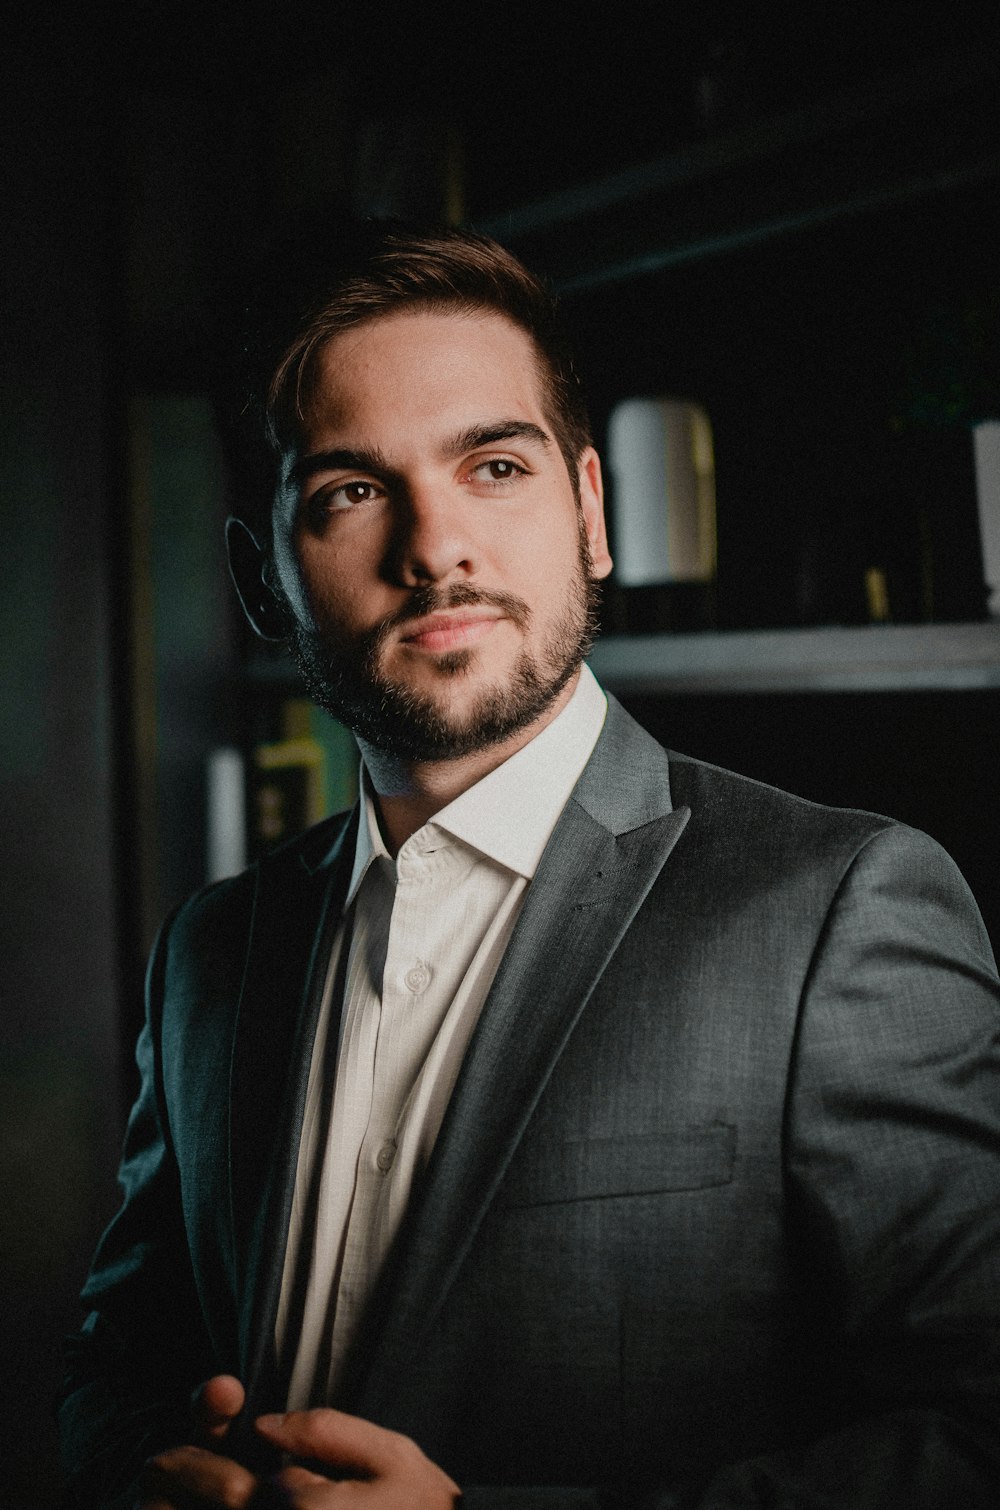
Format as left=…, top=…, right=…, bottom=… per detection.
left=661, top=747, right=997, bottom=958
left=585, top=695, right=906, bottom=863
left=664, top=745, right=913, bottom=864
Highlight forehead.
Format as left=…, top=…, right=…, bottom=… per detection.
left=298, top=308, right=549, bottom=441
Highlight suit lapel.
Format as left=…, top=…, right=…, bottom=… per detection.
left=228, top=810, right=357, bottom=1408
left=349, top=699, right=690, bottom=1418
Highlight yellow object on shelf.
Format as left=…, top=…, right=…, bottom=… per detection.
left=252, top=733, right=326, bottom=849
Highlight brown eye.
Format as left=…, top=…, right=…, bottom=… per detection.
left=472, top=457, right=527, bottom=484
left=319, top=480, right=383, bottom=512
left=340, top=482, right=376, bottom=504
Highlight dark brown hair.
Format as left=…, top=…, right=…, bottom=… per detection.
left=262, top=224, right=592, bottom=494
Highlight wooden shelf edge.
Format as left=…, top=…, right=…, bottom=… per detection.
left=588, top=621, right=1000, bottom=695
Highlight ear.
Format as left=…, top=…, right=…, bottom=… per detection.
left=225, top=516, right=291, bottom=641
left=577, top=447, right=613, bottom=581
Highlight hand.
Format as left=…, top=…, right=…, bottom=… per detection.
left=255, top=1407, right=461, bottom=1507
left=138, top=1374, right=256, bottom=1509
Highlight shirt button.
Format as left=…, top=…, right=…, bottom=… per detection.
left=404, top=960, right=431, bottom=994
left=376, top=1140, right=397, bottom=1174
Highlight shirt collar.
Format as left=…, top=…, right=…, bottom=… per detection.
left=345, top=663, right=607, bottom=898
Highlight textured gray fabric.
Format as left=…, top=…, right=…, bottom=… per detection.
left=60, top=698, right=1000, bottom=1507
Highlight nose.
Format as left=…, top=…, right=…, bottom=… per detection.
left=387, top=481, right=477, bottom=587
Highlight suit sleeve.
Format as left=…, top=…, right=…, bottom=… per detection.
left=58, top=911, right=219, bottom=1509
left=461, top=823, right=1000, bottom=1509
left=665, top=821, right=1000, bottom=1508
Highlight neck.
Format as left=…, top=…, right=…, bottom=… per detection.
left=358, top=670, right=580, bottom=855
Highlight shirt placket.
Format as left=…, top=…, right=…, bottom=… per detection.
left=330, top=836, right=452, bottom=1359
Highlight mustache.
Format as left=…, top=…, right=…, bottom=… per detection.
left=377, top=583, right=532, bottom=638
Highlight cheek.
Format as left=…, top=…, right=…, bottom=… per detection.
left=271, top=536, right=315, bottom=626
left=272, top=533, right=336, bottom=632
left=296, top=547, right=385, bottom=638
left=515, top=519, right=585, bottom=598
left=289, top=512, right=393, bottom=627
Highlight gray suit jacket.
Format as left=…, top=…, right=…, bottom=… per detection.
left=61, top=696, right=1000, bottom=1507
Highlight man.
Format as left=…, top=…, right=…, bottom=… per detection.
left=61, top=226, right=1000, bottom=1508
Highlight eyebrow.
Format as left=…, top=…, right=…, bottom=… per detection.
left=440, top=420, right=552, bottom=459
left=290, top=420, right=552, bottom=485
left=290, top=444, right=392, bottom=485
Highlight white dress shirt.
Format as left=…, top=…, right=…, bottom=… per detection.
left=276, top=664, right=608, bottom=1408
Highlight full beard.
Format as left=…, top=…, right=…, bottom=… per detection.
left=286, top=540, right=601, bottom=764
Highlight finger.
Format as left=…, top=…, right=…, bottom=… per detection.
left=269, top=1464, right=335, bottom=1505
left=274, top=1466, right=329, bottom=1489
left=254, top=1408, right=405, bottom=1477
left=141, top=1443, right=257, bottom=1508
left=192, top=1375, right=247, bottom=1442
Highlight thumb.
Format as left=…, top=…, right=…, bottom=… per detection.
left=192, top=1374, right=246, bottom=1443
left=255, top=1407, right=406, bottom=1475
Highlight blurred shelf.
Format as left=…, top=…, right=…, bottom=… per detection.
left=587, top=620, right=1000, bottom=695
left=478, top=48, right=1000, bottom=293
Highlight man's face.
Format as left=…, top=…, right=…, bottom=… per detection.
left=270, top=308, right=612, bottom=762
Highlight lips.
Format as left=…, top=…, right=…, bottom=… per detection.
left=398, top=608, right=506, bottom=653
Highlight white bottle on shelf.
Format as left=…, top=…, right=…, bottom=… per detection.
left=607, top=397, right=717, bottom=588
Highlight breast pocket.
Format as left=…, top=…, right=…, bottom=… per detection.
left=498, top=1122, right=737, bottom=1208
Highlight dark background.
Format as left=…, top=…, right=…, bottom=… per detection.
left=3, top=2, right=999, bottom=1502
